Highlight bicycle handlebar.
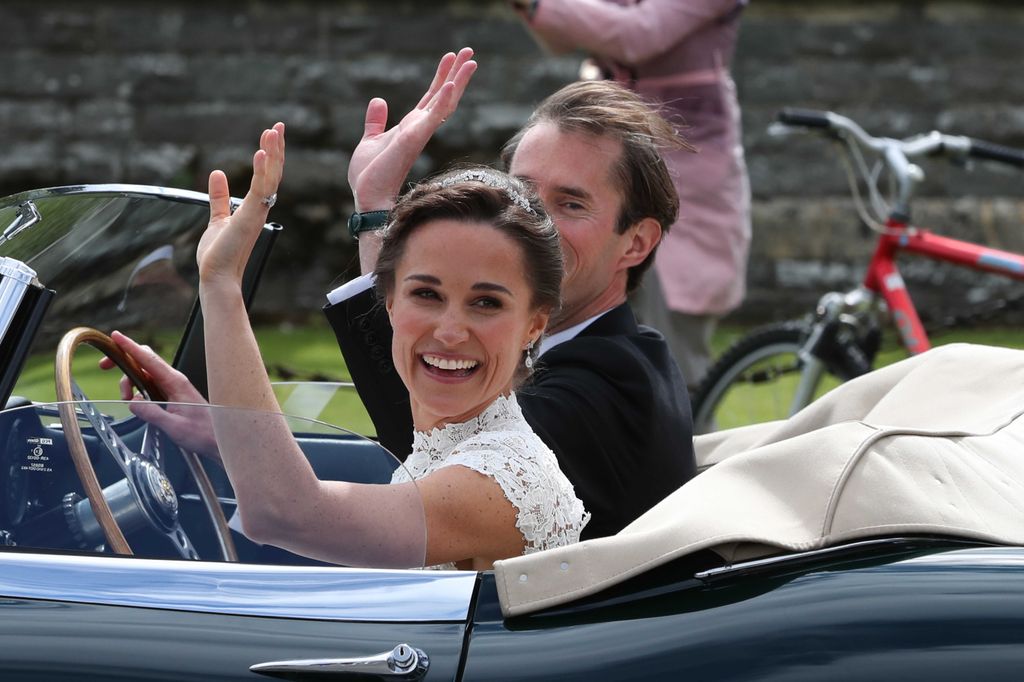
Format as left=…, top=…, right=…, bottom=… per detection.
left=774, top=107, right=1024, bottom=223
left=968, top=138, right=1024, bottom=168
left=776, top=107, right=1024, bottom=170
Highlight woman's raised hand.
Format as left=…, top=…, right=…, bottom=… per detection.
left=347, top=48, right=477, bottom=212
left=197, top=122, right=285, bottom=290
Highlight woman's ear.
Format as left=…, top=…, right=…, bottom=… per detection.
left=385, top=294, right=395, bottom=322
left=527, top=307, right=550, bottom=344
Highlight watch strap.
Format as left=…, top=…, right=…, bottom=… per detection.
left=347, top=210, right=390, bottom=240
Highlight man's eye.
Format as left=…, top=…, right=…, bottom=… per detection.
left=561, top=201, right=585, bottom=211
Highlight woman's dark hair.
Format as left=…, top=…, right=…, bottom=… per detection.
left=374, top=167, right=563, bottom=374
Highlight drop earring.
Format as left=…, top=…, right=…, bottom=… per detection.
left=524, top=340, right=535, bottom=369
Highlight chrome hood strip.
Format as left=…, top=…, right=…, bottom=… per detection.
left=0, top=552, right=476, bottom=622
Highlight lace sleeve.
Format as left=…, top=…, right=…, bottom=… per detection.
left=445, top=432, right=589, bottom=555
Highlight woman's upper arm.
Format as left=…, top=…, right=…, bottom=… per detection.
left=417, top=465, right=526, bottom=566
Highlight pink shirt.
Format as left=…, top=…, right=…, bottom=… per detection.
left=525, top=0, right=752, bottom=315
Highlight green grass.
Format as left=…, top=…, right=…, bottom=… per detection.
left=13, top=322, right=1023, bottom=438
left=12, top=324, right=375, bottom=435
left=702, top=323, right=1024, bottom=431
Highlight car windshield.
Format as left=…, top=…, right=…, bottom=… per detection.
left=0, top=187, right=210, bottom=403
left=0, top=399, right=425, bottom=568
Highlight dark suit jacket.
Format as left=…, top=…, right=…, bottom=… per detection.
left=324, top=290, right=696, bottom=540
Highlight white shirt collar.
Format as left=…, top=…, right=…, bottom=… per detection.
left=537, top=310, right=611, bottom=357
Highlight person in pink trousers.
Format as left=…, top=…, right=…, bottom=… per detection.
left=510, top=0, right=752, bottom=389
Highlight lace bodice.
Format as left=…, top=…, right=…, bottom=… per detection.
left=391, top=393, right=589, bottom=564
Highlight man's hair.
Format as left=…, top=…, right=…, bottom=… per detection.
left=501, top=80, right=693, bottom=292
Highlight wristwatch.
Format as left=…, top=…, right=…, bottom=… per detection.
left=347, top=210, right=390, bottom=240
left=511, top=0, right=540, bottom=19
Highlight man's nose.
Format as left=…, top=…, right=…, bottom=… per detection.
left=434, top=308, right=470, bottom=346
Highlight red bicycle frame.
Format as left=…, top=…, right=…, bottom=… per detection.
left=863, top=218, right=1024, bottom=355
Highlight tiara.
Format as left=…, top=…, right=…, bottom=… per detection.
left=437, top=169, right=536, bottom=214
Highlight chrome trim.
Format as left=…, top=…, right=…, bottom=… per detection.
left=0, top=257, right=38, bottom=342
left=694, top=537, right=988, bottom=580
left=0, top=201, right=41, bottom=244
left=0, top=551, right=476, bottom=622
left=0, top=183, right=239, bottom=210
left=251, top=644, right=429, bottom=680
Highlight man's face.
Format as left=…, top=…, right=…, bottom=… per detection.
left=509, top=122, right=634, bottom=332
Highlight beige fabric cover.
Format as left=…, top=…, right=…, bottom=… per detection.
left=494, top=344, right=1024, bottom=617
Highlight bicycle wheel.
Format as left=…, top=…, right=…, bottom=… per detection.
left=691, top=320, right=857, bottom=434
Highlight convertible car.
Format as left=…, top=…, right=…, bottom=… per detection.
left=1, top=185, right=1024, bottom=680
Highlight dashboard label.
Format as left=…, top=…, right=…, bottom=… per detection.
left=22, top=437, right=54, bottom=473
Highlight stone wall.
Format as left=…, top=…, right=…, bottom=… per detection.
left=2, top=1, right=1022, bottom=324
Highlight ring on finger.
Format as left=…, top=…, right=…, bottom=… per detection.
left=261, top=193, right=277, bottom=208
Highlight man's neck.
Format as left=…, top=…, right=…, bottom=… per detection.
left=548, top=291, right=626, bottom=335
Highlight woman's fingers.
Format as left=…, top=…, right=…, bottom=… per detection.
left=208, top=170, right=231, bottom=224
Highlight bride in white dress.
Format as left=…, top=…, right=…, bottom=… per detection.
left=190, top=124, right=588, bottom=570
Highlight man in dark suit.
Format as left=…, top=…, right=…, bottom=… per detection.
left=326, top=49, right=696, bottom=539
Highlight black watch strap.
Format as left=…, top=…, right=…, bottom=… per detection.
left=347, top=210, right=390, bottom=240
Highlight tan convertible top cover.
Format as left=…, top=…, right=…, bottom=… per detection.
left=494, top=344, right=1024, bottom=617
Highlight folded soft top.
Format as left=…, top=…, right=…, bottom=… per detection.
left=495, top=344, right=1024, bottom=617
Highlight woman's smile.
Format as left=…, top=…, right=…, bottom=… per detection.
left=420, top=352, right=480, bottom=378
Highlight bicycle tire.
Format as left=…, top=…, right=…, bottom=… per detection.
left=691, top=320, right=869, bottom=434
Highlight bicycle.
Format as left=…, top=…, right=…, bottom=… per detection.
left=691, top=108, right=1024, bottom=434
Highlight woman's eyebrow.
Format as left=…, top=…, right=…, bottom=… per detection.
left=404, top=273, right=441, bottom=284
left=473, top=282, right=514, bottom=296
left=404, top=274, right=513, bottom=297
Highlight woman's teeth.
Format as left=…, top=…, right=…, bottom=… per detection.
left=422, top=354, right=479, bottom=371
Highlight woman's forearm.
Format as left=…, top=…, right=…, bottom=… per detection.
left=199, top=281, right=323, bottom=535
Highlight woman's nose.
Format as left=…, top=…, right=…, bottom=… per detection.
left=434, top=309, right=470, bottom=346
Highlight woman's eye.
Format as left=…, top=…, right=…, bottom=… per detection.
left=472, top=297, right=502, bottom=310
left=411, top=288, right=439, bottom=301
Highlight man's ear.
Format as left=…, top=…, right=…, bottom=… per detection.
left=619, top=217, right=662, bottom=270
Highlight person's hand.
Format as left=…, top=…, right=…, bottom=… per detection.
left=347, top=48, right=477, bottom=212
left=197, top=122, right=285, bottom=291
left=98, top=331, right=220, bottom=461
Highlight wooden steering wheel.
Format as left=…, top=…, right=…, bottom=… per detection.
left=55, top=327, right=237, bottom=561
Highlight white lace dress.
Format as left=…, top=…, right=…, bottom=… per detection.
left=390, top=393, right=589, bottom=566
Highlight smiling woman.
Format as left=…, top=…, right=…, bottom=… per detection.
left=370, top=167, right=588, bottom=568
left=123, top=130, right=589, bottom=571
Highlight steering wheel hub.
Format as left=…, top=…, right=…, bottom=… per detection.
left=133, top=459, right=179, bottom=530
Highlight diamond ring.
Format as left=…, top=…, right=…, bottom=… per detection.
left=261, top=193, right=277, bottom=209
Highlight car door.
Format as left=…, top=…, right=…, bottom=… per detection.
left=0, top=550, right=475, bottom=680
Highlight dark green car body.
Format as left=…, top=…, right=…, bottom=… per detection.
left=0, top=186, right=1022, bottom=680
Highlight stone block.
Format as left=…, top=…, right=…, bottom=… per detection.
left=0, top=141, right=60, bottom=187
left=60, top=142, right=125, bottom=184
left=125, top=144, right=199, bottom=186
left=70, top=100, right=134, bottom=140
left=0, top=101, right=70, bottom=140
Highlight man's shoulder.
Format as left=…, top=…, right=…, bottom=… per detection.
left=543, top=306, right=674, bottom=375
